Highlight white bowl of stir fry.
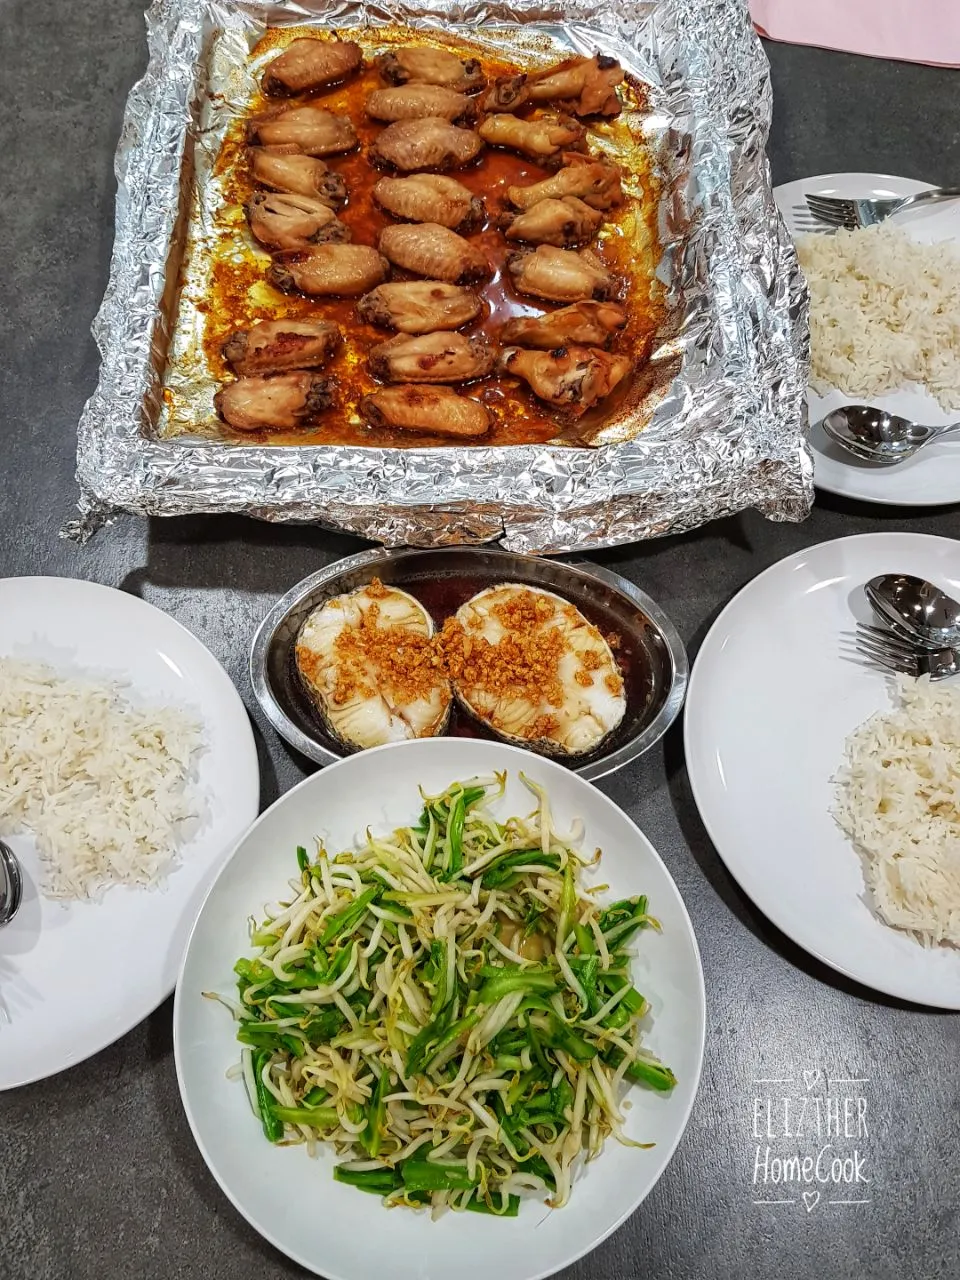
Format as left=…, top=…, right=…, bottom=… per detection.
left=174, top=738, right=704, bottom=1280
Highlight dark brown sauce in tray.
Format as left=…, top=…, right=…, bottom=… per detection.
left=277, top=567, right=663, bottom=766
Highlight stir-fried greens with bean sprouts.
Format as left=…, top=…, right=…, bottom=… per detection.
left=210, top=774, right=675, bottom=1215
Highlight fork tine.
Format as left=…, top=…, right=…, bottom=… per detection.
left=805, top=196, right=860, bottom=230
left=806, top=204, right=855, bottom=230
left=805, top=195, right=856, bottom=216
left=854, top=636, right=916, bottom=674
left=855, top=623, right=918, bottom=655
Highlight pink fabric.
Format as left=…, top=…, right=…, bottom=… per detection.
left=749, top=0, right=960, bottom=68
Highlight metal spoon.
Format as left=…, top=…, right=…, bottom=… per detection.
left=865, top=574, right=960, bottom=648
left=0, top=840, right=23, bottom=926
left=820, top=405, right=960, bottom=465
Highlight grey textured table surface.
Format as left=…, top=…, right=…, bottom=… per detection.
left=1, top=5, right=959, bottom=1278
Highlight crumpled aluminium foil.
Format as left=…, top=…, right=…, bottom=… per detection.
left=71, top=0, right=811, bottom=553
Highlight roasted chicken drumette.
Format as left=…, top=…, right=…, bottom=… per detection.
left=376, top=48, right=484, bottom=93
left=477, top=112, right=585, bottom=163
left=499, top=345, right=632, bottom=417
left=506, top=153, right=623, bottom=212
left=261, top=38, right=363, bottom=95
left=221, top=319, right=342, bottom=377
left=361, top=385, right=492, bottom=437
left=369, top=332, right=495, bottom=384
left=372, top=174, right=484, bottom=232
left=215, top=373, right=334, bottom=431
left=366, top=85, right=476, bottom=124
left=506, top=245, right=618, bottom=303
left=499, top=301, right=627, bottom=349
left=246, top=191, right=350, bottom=251
left=247, top=106, right=358, bottom=157
left=267, top=245, right=390, bottom=297
left=369, top=118, right=484, bottom=172
left=499, top=196, right=604, bottom=248
left=358, top=282, right=482, bottom=333
left=480, top=54, right=624, bottom=118
left=379, top=223, right=491, bottom=284
left=246, top=148, right=348, bottom=208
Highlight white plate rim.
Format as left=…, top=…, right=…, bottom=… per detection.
left=172, top=737, right=706, bottom=1280
left=0, top=576, right=260, bottom=1088
left=683, top=531, right=960, bottom=1008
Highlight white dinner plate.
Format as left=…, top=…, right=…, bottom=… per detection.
left=775, top=172, right=960, bottom=507
left=685, top=532, right=960, bottom=1008
left=174, top=737, right=705, bottom=1280
left=0, top=577, right=259, bottom=1089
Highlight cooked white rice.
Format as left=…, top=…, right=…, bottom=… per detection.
left=833, top=675, right=960, bottom=947
left=797, top=223, right=960, bottom=411
left=0, top=658, right=204, bottom=900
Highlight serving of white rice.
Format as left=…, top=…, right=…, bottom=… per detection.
left=0, top=657, right=204, bottom=900
left=833, top=675, right=960, bottom=947
left=797, top=223, right=960, bottom=411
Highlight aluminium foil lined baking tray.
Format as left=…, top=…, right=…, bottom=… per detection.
left=71, top=0, right=812, bottom=553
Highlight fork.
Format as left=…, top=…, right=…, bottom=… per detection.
left=803, top=186, right=960, bottom=230
left=854, top=623, right=959, bottom=679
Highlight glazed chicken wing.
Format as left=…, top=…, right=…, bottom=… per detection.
left=506, top=245, right=617, bottom=303
left=376, top=48, right=484, bottom=93
left=221, top=319, right=341, bottom=377
left=214, top=373, right=334, bottom=431
left=246, top=148, right=347, bottom=208
left=357, top=281, right=482, bottom=333
left=369, top=332, right=495, bottom=384
left=500, top=196, right=603, bottom=247
left=477, top=112, right=585, bottom=162
left=361, top=385, right=491, bottom=437
left=261, top=39, right=362, bottom=95
left=499, top=345, right=632, bottom=417
left=526, top=54, right=624, bottom=117
left=267, top=245, right=390, bottom=297
left=379, top=223, right=491, bottom=284
left=373, top=174, right=484, bottom=232
left=366, top=85, right=475, bottom=124
left=499, top=301, right=627, bottom=348
left=369, top=118, right=483, bottom=172
left=246, top=191, right=350, bottom=251
left=506, top=153, right=623, bottom=211
left=247, top=106, right=358, bottom=157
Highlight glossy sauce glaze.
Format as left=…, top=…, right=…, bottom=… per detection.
left=199, top=30, right=665, bottom=448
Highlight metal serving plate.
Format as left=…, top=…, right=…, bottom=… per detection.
left=251, top=547, right=687, bottom=782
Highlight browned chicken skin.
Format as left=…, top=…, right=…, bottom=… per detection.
left=246, top=191, right=350, bottom=251
left=506, top=153, right=623, bottom=211
left=499, top=345, right=632, bottom=417
left=478, top=74, right=528, bottom=113
left=369, top=118, right=484, bottom=172
left=366, top=85, right=475, bottom=124
left=214, top=373, right=334, bottom=431
left=246, top=148, right=347, bottom=208
left=361, top=385, right=492, bottom=437
left=500, top=196, right=603, bottom=248
left=376, top=48, right=484, bottom=93
left=373, top=174, right=484, bottom=232
left=379, top=222, right=491, bottom=284
left=221, top=319, right=342, bottom=377
left=477, top=113, right=585, bottom=162
left=499, top=301, right=627, bottom=349
left=267, top=245, right=390, bottom=297
left=506, top=246, right=618, bottom=303
left=357, top=282, right=482, bottom=333
left=247, top=106, right=358, bottom=157
left=369, top=332, right=495, bottom=384
left=480, top=55, right=623, bottom=117
left=261, top=39, right=363, bottom=95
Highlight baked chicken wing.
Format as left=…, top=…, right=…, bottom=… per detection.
left=369, top=331, right=495, bottom=384
left=267, top=245, right=390, bottom=297
left=506, top=153, right=623, bottom=211
left=221, top=319, right=341, bottom=377
left=506, top=245, right=617, bottom=303
left=499, top=300, right=627, bottom=349
left=477, top=112, right=585, bottom=162
left=372, top=174, right=484, bottom=232
left=378, top=222, right=490, bottom=284
left=214, top=373, right=334, bottom=431
left=261, top=39, right=362, bottom=95
left=246, top=191, right=350, bottom=251
left=247, top=106, right=358, bottom=157
left=376, top=48, right=484, bottom=93
left=499, top=345, right=632, bottom=416
left=366, top=84, right=475, bottom=124
left=357, top=281, right=482, bottom=333
left=369, top=118, right=483, bottom=171
left=500, top=196, right=603, bottom=247
left=246, top=148, right=347, bottom=208
left=361, top=385, right=491, bottom=437
left=527, top=54, right=624, bottom=117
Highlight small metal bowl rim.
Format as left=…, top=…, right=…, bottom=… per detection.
left=250, top=547, right=688, bottom=782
